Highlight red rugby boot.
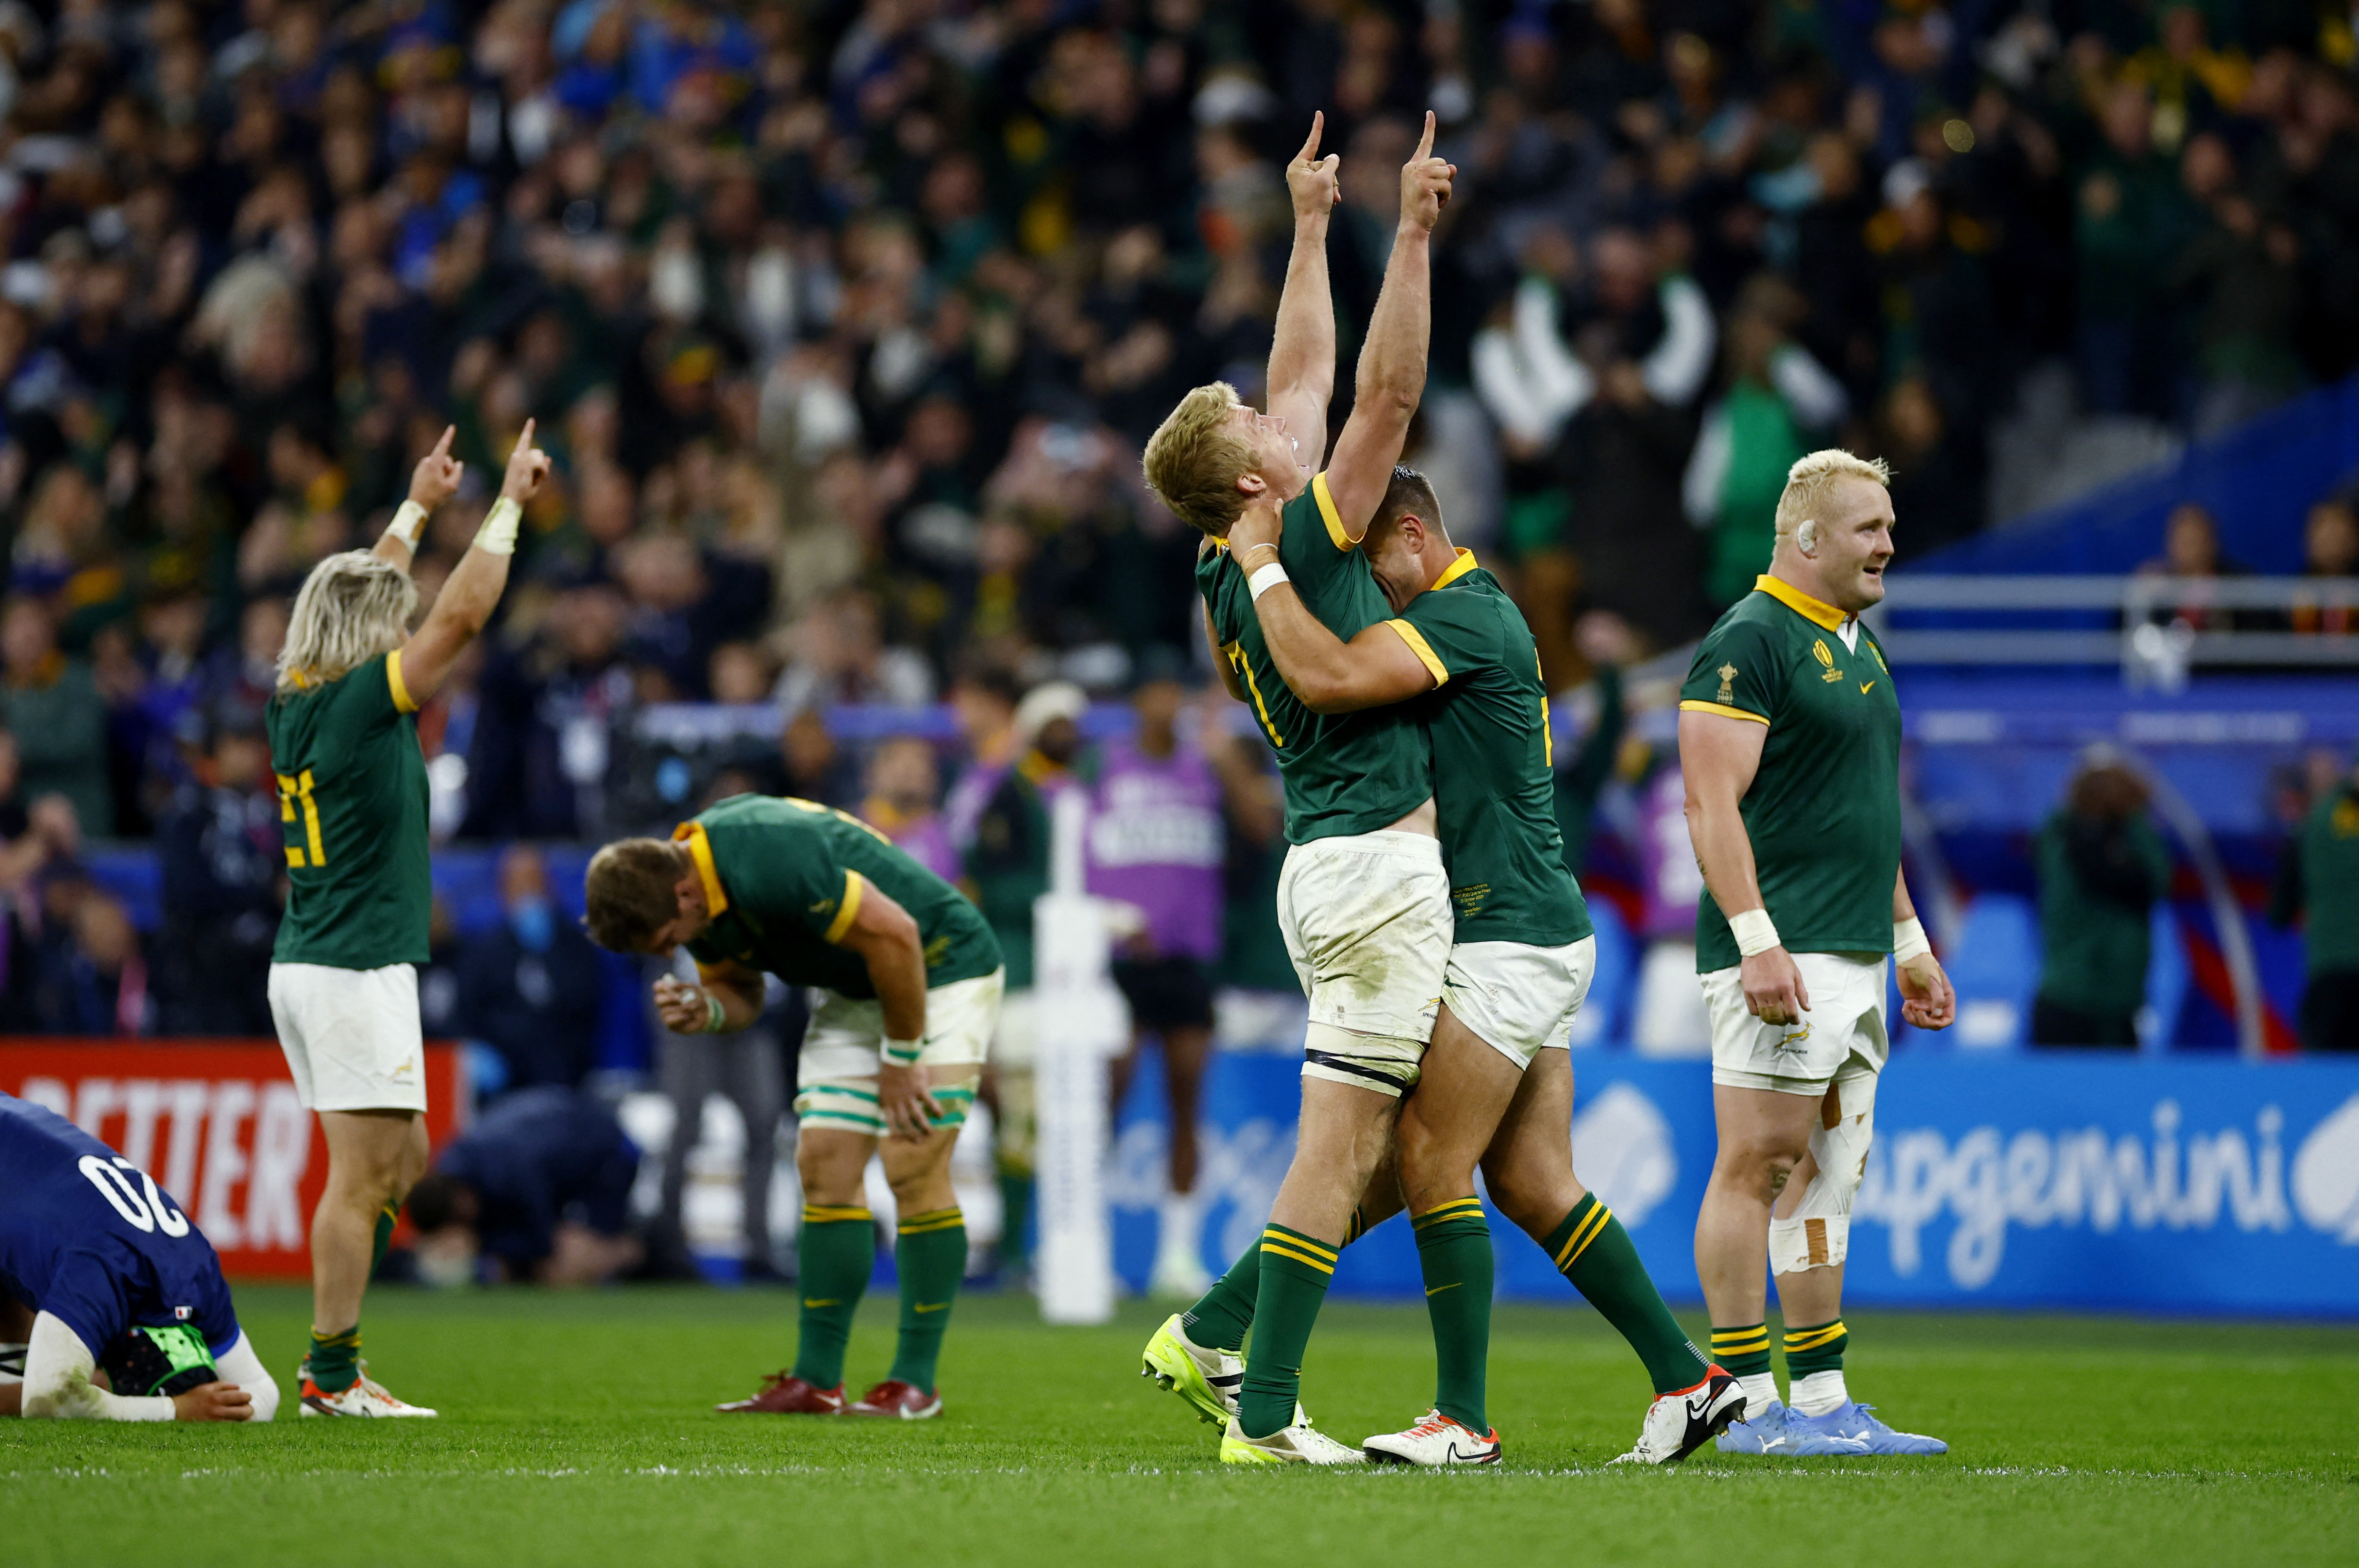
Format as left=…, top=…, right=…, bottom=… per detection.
left=716, top=1372, right=845, bottom=1414
left=844, top=1379, right=943, bottom=1419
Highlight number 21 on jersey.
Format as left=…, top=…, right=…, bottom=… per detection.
left=279, top=769, right=325, bottom=867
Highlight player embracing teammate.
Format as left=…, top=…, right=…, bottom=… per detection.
left=1132, top=114, right=1736, bottom=1467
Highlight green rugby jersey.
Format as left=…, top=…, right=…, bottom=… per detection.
left=1389, top=550, right=1592, bottom=947
left=1198, top=473, right=1432, bottom=845
left=1680, top=574, right=1902, bottom=972
left=267, top=651, right=432, bottom=970
left=679, top=793, right=1001, bottom=997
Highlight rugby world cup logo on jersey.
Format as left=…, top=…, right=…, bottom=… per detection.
left=1813, top=639, right=1842, bottom=681
left=1848, top=1098, right=2352, bottom=1290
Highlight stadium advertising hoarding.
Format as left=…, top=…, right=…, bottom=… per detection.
left=1111, top=1054, right=2359, bottom=1317
left=0, top=1041, right=463, bottom=1281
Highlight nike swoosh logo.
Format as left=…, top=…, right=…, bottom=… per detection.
left=803, top=1299, right=840, bottom=1308
left=1858, top=681, right=1876, bottom=695
left=913, top=1301, right=951, bottom=1313
left=1425, top=1283, right=1460, bottom=1297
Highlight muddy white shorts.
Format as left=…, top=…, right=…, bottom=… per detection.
left=268, top=962, right=426, bottom=1113
left=795, top=967, right=1005, bottom=1134
left=1444, top=935, right=1598, bottom=1069
left=1704, top=951, right=1888, bottom=1095
left=1276, top=830, right=1451, bottom=1097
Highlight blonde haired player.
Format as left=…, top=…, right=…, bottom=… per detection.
left=1678, top=449, right=1955, bottom=1455
left=268, top=422, right=549, bottom=1417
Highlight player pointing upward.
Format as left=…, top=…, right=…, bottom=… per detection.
left=1677, top=450, right=1955, bottom=1456
left=267, top=421, right=550, bottom=1417
left=1138, top=112, right=1455, bottom=1466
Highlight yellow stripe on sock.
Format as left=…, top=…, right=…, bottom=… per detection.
left=1783, top=1322, right=1847, bottom=1351
left=1262, top=1228, right=1337, bottom=1262
left=803, top=1205, right=873, bottom=1224
left=1553, top=1204, right=1613, bottom=1270
left=898, top=1216, right=966, bottom=1235
left=1412, top=1198, right=1485, bottom=1230
left=1712, top=1330, right=1772, bottom=1352
left=1259, top=1240, right=1336, bottom=1275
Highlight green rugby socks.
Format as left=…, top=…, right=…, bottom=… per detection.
left=307, top=1325, right=362, bottom=1394
left=793, top=1204, right=876, bottom=1390
left=890, top=1207, right=966, bottom=1393
left=1549, top=1193, right=1710, bottom=1395
left=1711, top=1322, right=1777, bottom=1413
left=1182, top=1203, right=1374, bottom=1355
left=1236, top=1224, right=1337, bottom=1438
left=1412, top=1198, right=1493, bottom=1432
left=1784, top=1318, right=1850, bottom=1416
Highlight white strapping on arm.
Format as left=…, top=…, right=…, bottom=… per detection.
left=383, top=500, right=430, bottom=550
left=1247, top=562, right=1290, bottom=601
left=1892, top=917, right=1931, bottom=965
left=474, top=496, right=523, bottom=556
left=21, top=1312, right=172, bottom=1421
left=1729, top=907, right=1782, bottom=958
left=212, top=1331, right=280, bottom=1422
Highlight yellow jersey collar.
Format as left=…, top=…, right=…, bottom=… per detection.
left=1432, top=548, right=1481, bottom=590
left=1753, top=573, right=1849, bottom=633
left=671, top=821, right=729, bottom=918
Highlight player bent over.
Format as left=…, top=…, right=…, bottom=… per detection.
left=1137, top=115, right=1456, bottom=1466
left=268, top=423, right=550, bottom=1417
left=1679, top=451, right=1955, bottom=1456
left=586, top=794, right=1004, bottom=1418
left=1156, top=471, right=1740, bottom=1466
left=1, top=1091, right=279, bottom=1423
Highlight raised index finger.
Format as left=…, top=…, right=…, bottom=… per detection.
left=1297, top=111, right=1324, bottom=164
left=1413, top=108, right=1435, bottom=163
left=512, top=417, right=537, bottom=456
left=431, top=423, right=455, bottom=461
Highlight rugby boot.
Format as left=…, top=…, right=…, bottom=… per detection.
left=1609, top=1367, right=1748, bottom=1465
left=1715, top=1398, right=1870, bottom=1456
left=1792, top=1401, right=1948, bottom=1454
left=1219, top=1417, right=1365, bottom=1466
left=845, top=1379, right=943, bottom=1419
left=716, top=1371, right=844, bottom=1414
left=1362, top=1409, right=1501, bottom=1466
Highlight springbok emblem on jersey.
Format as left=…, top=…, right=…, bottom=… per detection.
left=1813, top=638, right=1843, bottom=682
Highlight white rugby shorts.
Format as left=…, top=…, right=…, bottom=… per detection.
left=268, top=961, right=427, bottom=1113
left=795, top=967, right=1005, bottom=1135
left=1443, top=935, right=1598, bottom=1069
left=1276, top=829, right=1451, bottom=1097
left=1703, top=951, right=1889, bottom=1095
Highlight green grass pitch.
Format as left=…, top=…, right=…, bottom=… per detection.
left=3, top=1285, right=2353, bottom=1567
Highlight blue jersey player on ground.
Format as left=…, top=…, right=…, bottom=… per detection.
left=0, top=1091, right=279, bottom=1422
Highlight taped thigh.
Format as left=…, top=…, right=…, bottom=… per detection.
left=1768, top=1072, right=1876, bottom=1274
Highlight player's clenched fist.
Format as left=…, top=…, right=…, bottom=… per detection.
left=172, top=1382, right=255, bottom=1422
left=1399, top=110, right=1455, bottom=233
left=1287, top=112, right=1341, bottom=222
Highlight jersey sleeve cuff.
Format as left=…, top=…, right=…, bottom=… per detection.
left=386, top=650, right=417, bottom=714
left=1679, top=699, right=1769, bottom=725
left=1384, top=620, right=1449, bottom=686
left=822, top=869, right=864, bottom=944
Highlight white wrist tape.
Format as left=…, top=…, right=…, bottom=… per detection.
left=1892, top=917, right=1931, bottom=964
left=1730, top=907, right=1781, bottom=957
left=384, top=500, right=429, bottom=550
left=1247, top=561, right=1289, bottom=601
left=475, top=496, right=522, bottom=556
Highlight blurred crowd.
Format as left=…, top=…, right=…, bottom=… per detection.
left=0, top=0, right=2346, bottom=855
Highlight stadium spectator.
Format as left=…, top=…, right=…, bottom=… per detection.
left=27, top=879, right=150, bottom=1037
left=1553, top=612, right=1635, bottom=881
left=1092, top=654, right=1224, bottom=1298
left=859, top=734, right=960, bottom=884
left=775, top=704, right=859, bottom=808
left=0, top=598, right=110, bottom=840
left=2031, top=754, right=2174, bottom=1048
left=404, top=1087, right=645, bottom=1287
left=2285, top=497, right=2359, bottom=637
left=454, top=846, right=607, bottom=1097
left=2269, top=753, right=2359, bottom=1051
left=1209, top=723, right=1295, bottom=999
left=153, top=704, right=281, bottom=1036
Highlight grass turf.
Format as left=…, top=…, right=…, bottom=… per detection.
left=3, top=1285, right=2353, bottom=1567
